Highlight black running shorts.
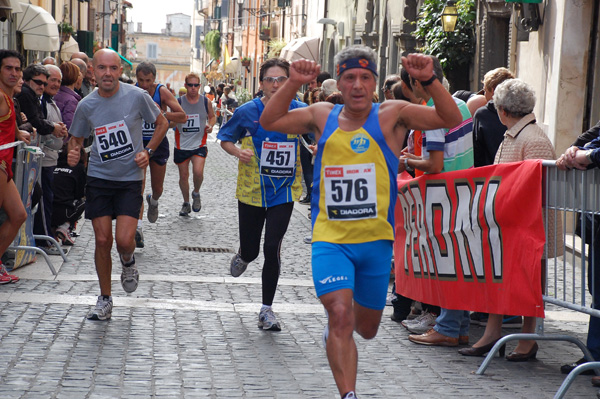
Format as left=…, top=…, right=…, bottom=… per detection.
left=143, top=136, right=170, bottom=166
left=85, top=176, right=142, bottom=220
left=173, top=146, right=208, bottom=164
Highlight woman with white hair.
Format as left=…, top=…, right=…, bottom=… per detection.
left=459, top=78, right=561, bottom=360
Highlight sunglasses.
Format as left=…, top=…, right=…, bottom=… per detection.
left=262, top=76, right=288, bottom=84
left=31, top=79, right=48, bottom=87
left=186, top=83, right=200, bottom=87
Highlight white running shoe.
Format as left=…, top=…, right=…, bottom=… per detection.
left=405, top=311, right=437, bottom=334
left=146, top=194, right=159, bottom=223
left=192, top=191, right=201, bottom=212
left=258, top=307, right=281, bottom=331
left=230, top=253, right=249, bottom=277
left=120, top=254, right=139, bottom=293
left=179, top=202, right=191, bottom=216
left=87, top=295, right=113, bottom=320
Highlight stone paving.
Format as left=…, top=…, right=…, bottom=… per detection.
left=0, top=130, right=599, bottom=398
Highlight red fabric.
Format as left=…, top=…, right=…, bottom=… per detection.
left=0, top=92, right=16, bottom=181
left=394, top=160, right=546, bottom=318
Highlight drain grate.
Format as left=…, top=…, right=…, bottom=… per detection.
left=179, top=246, right=235, bottom=253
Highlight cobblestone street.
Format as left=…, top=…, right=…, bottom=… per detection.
left=0, top=131, right=598, bottom=398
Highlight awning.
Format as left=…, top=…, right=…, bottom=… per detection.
left=59, top=36, right=80, bottom=59
left=15, top=3, right=59, bottom=51
left=280, top=37, right=320, bottom=63
left=108, top=47, right=133, bottom=67
left=205, top=58, right=216, bottom=69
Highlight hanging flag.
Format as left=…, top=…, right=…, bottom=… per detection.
left=223, top=44, right=232, bottom=68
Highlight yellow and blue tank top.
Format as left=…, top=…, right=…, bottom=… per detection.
left=312, top=103, right=399, bottom=244
left=217, top=97, right=306, bottom=208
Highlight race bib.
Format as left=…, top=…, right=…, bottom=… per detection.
left=182, top=114, right=201, bottom=134
left=142, top=119, right=155, bottom=139
left=260, top=141, right=296, bottom=177
left=324, top=163, right=377, bottom=220
left=94, top=120, right=134, bottom=163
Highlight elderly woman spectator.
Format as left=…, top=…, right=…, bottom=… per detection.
left=459, top=78, right=562, bottom=360
left=53, top=61, right=82, bottom=129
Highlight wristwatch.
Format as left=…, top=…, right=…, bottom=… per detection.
left=145, top=147, right=154, bottom=157
left=585, top=149, right=594, bottom=163
left=420, top=73, right=437, bottom=87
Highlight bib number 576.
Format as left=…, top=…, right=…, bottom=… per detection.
left=330, top=178, right=369, bottom=202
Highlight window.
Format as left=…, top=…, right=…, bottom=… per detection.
left=147, top=43, right=158, bottom=59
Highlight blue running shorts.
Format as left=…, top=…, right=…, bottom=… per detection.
left=312, top=240, right=393, bottom=310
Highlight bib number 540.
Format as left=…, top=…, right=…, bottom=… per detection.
left=98, top=130, right=128, bottom=151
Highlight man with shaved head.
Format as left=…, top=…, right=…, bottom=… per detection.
left=67, top=49, right=169, bottom=320
left=71, top=52, right=93, bottom=97
left=70, top=58, right=87, bottom=96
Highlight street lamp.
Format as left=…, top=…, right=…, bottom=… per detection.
left=317, top=18, right=337, bottom=73
left=441, top=1, right=459, bottom=32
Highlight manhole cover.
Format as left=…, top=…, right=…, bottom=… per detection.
left=179, top=246, right=235, bottom=253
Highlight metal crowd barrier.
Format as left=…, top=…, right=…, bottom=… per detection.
left=475, top=161, right=600, bottom=399
left=4, top=141, right=66, bottom=275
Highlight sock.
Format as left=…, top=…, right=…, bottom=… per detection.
left=149, top=196, right=158, bottom=205
left=137, top=220, right=142, bottom=228
left=120, top=253, right=135, bottom=266
left=59, top=222, right=69, bottom=230
left=102, top=295, right=110, bottom=301
left=261, top=305, right=271, bottom=312
left=342, top=391, right=356, bottom=399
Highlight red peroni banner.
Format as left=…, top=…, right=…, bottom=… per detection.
left=394, top=160, right=546, bottom=318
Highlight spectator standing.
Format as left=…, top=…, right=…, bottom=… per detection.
left=472, top=67, right=514, bottom=167
left=460, top=78, right=560, bottom=360
left=53, top=61, right=82, bottom=129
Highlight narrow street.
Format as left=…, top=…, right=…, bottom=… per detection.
left=0, top=131, right=597, bottom=398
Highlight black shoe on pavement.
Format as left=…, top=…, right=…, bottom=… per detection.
left=299, top=195, right=311, bottom=205
left=561, top=357, right=596, bottom=375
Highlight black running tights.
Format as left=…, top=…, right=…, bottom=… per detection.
left=237, top=201, right=294, bottom=306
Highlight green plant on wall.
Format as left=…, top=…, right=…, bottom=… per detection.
left=204, top=30, right=221, bottom=61
left=267, top=39, right=287, bottom=59
left=411, top=0, right=475, bottom=88
left=58, top=21, right=74, bottom=35
left=237, top=88, right=252, bottom=105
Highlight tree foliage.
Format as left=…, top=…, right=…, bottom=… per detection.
left=411, top=0, right=476, bottom=74
left=204, top=30, right=221, bottom=61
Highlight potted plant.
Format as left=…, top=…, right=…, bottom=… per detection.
left=260, top=26, right=271, bottom=40
left=241, top=56, right=251, bottom=67
left=58, top=21, right=74, bottom=42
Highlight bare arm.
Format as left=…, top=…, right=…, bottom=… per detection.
left=401, top=150, right=444, bottom=174
left=159, top=86, right=187, bottom=123
left=260, top=60, right=322, bottom=136
left=392, top=54, right=462, bottom=132
left=206, top=98, right=216, bottom=128
left=67, top=136, right=84, bottom=167
left=220, top=140, right=253, bottom=164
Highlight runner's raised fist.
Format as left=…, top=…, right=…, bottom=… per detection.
left=401, top=54, right=435, bottom=83
left=289, top=60, right=321, bottom=86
